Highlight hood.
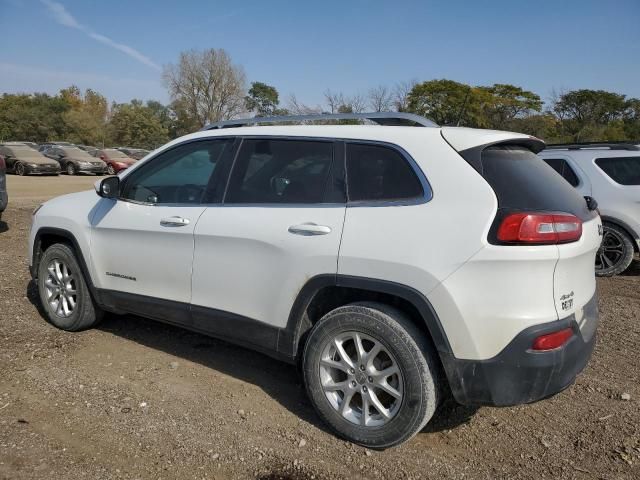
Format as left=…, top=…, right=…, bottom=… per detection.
left=69, top=155, right=105, bottom=164
left=17, top=155, right=59, bottom=166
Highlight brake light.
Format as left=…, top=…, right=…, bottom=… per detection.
left=531, top=328, right=574, bottom=351
left=497, top=213, right=582, bottom=244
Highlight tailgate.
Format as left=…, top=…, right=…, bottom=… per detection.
left=554, top=217, right=602, bottom=340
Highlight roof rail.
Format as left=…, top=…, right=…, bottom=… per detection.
left=545, top=141, right=640, bottom=151
left=201, top=112, right=438, bottom=131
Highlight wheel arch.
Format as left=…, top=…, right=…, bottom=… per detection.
left=31, top=227, right=98, bottom=298
left=600, top=215, right=640, bottom=252
left=281, top=275, right=453, bottom=363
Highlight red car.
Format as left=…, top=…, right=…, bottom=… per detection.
left=93, top=149, right=137, bottom=175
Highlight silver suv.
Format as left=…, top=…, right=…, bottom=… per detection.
left=539, top=143, right=640, bottom=276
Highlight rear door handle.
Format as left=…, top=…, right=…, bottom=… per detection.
left=160, top=216, right=190, bottom=227
left=288, top=223, right=332, bottom=236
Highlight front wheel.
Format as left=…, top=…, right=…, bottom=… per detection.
left=106, top=164, right=116, bottom=175
left=15, top=162, right=26, bottom=176
left=595, top=223, right=635, bottom=276
left=37, top=243, right=103, bottom=331
left=302, top=303, right=440, bottom=448
left=66, top=163, right=77, bottom=175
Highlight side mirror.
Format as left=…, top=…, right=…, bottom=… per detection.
left=95, top=176, right=120, bottom=199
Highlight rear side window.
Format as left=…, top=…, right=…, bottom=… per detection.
left=542, top=158, right=580, bottom=187
left=346, top=143, right=423, bottom=202
left=481, top=146, right=592, bottom=221
left=225, top=139, right=334, bottom=204
left=595, top=156, right=640, bottom=185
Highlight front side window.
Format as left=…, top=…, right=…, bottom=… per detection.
left=225, top=139, right=334, bottom=204
left=595, top=156, right=640, bottom=185
left=346, top=143, right=424, bottom=202
left=120, top=139, right=233, bottom=204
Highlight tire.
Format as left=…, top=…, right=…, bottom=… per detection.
left=37, top=243, right=103, bottom=331
left=302, top=302, right=440, bottom=448
left=66, top=163, right=77, bottom=175
left=595, top=223, right=635, bottom=277
left=106, top=164, right=116, bottom=175
left=15, top=162, right=26, bottom=176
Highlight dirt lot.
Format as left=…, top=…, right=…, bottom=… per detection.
left=1, top=175, right=639, bottom=480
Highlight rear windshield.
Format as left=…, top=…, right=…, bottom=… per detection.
left=595, top=156, right=640, bottom=185
left=481, top=145, right=593, bottom=221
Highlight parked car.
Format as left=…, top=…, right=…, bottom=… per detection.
left=29, top=112, right=601, bottom=448
left=92, top=148, right=137, bottom=175
left=539, top=142, right=640, bottom=276
left=43, top=146, right=106, bottom=175
left=9, top=141, right=40, bottom=150
left=76, top=145, right=98, bottom=152
left=0, top=143, right=61, bottom=175
left=0, top=153, right=6, bottom=221
left=38, top=141, right=75, bottom=152
left=116, top=147, right=149, bottom=160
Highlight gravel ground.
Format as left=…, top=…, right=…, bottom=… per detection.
left=1, top=175, right=639, bottom=479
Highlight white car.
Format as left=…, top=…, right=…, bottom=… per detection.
left=539, top=143, right=640, bottom=276
left=29, top=113, right=601, bottom=448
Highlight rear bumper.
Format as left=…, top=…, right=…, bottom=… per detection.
left=442, top=291, right=598, bottom=407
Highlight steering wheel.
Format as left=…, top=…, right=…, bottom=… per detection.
left=175, top=184, right=204, bottom=204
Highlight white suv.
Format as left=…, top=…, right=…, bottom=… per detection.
left=538, top=143, right=640, bottom=276
left=29, top=113, right=601, bottom=448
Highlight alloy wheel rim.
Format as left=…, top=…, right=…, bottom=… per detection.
left=319, top=331, right=403, bottom=427
left=45, top=259, right=77, bottom=318
left=107, top=165, right=115, bottom=175
left=596, top=229, right=625, bottom=271
left=16, top=163, right=24, bottom=175
left=67, top=164, right=74, bottom=175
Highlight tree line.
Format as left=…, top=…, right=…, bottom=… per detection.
left=1, top=48, right=639, bottom=148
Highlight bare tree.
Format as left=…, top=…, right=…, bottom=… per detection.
left=368, top=85, right=393, bottom=112
left=163, top=48, right=247, bottom=127
left=324, top=90, right=367, bottom=113
left=285, top=94, right=322, bottom=115
left=393, top=79, right=418, bottom=112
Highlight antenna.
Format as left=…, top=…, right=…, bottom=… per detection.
left=456, top=87, right=472, bottom=127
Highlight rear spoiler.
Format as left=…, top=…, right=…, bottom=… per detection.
left=441, top=127, right=546, bottom=173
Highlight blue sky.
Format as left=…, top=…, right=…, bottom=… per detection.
left=1, top=0, right=639, bottom=108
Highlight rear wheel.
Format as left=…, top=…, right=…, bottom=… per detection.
left=595, top=223, right=634, bottom=276
left=15, top=162, right=26, bottom=176
left=66, top=163, right=77, bottom=175
left=302, top=302, right=440, bottom=448
left=37, top=243, right=103, bottom=331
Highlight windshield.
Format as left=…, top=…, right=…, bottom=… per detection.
left=8, top=146, right=45, bottom=158
left=106, top=149, right=128, bottom=158
left=61, top=147, right=94, bottom=159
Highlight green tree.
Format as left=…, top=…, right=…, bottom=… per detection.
left=552, top=89, right=629, bottom=141
left=0, top=92, right=70, bottom=142
left=245, top=82, right=280, bottom=116
left=108, top=102, right=168, bottom=149
left=62, top=88, right=108, bottom=145
left=476, top=84, right=542, bottom=130
left=407, top=79, right=481, bottom=126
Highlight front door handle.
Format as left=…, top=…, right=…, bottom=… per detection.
left=288, top=223, right=332, bottom=236
left=160, top=216, right=190, bottom=227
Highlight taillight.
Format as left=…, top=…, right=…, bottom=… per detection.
left=497, top=212, right=582, bottom=245
left=531, top=328, right=574, bottom=351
